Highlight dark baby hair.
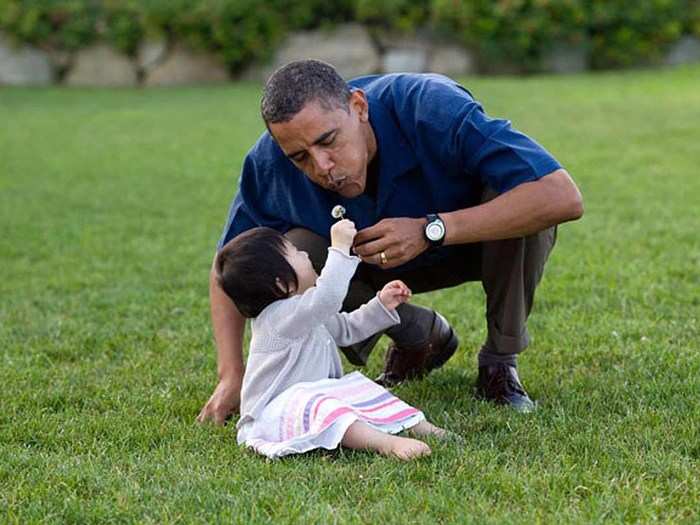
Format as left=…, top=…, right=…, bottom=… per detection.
left=215, top=227, right=298, bottom=318
left=261, top=59, right=352, bottom=126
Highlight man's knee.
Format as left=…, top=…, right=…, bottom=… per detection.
left=523, top=226, right=557, bottom=289
left=285, top=228, right=329, bottom=274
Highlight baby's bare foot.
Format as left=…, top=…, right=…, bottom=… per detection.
left=382, top=436, right=431, bottom=461
left=409, top=420, right=448, bottom=439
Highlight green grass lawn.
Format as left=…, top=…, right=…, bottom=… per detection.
left=1, top=65, right=699, bottom=524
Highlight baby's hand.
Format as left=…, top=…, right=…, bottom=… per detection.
left=379, top=280, right=412, bottom=310
left=331, top=219, right=357, bottom=254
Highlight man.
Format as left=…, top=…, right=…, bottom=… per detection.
left=198, top=59, right=583, bottom=424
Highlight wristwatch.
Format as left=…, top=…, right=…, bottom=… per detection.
left=424, top=213, right=446, bottom=247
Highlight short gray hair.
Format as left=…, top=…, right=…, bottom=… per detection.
left=261, top=60, right=352, bottom=125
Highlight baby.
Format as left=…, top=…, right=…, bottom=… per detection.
left=215, top=219, right=447, bottom=460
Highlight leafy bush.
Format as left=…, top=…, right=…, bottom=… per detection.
left=0, top=0, right=97, bottom=51
left=102, top=0, right=143, bottom=55
left=433, top=0, right=588, bottom=72
left=0, top=0, right=696, bottom=72
left=586, top=0, right=687, bottom=68
left=355, top=0, right=431, bottom=34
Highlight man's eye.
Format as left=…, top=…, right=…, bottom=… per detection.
left=321, top=136, right=335, bottom=146
left=293, top=153, right=307, bottom=162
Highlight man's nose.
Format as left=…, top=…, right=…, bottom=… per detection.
left=310, top=149, right=334, bottom=175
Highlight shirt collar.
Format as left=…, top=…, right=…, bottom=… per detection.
left=366, top=96, right=419, bottom=213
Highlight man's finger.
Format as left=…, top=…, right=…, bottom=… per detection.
left=359, top=254, right=403, bottom=269
left=196, top=408, right=210, bottom=424
left=354, top=223, right=388, bottom=245
left=354, top=238, right=391, bottom=257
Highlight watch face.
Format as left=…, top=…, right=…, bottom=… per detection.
left=426, top=221, right=445, bottom=241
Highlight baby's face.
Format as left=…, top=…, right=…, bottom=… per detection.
left=283, top=241, right=318, bottom=294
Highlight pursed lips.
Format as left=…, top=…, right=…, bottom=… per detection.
left=326, top=175, right=347, bottom=191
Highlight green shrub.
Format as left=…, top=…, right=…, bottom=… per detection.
left=432, top=0, right=691, bottom=71
left=355, top=0, right=431, bottom=34
left=0, top=0, right=97, bottom=51
left=102, top=0, right=143, bottom=55
left=433, top=0, right=585, bottom=73
left=0, top=0, right=696, bottom=72
left=690, top=0, right=700, bottom=36
left=203, top=0, right=283, bottom=68
left=278, top=0, right=355, bottom=30
left=587, top=0, right=686, bottom=68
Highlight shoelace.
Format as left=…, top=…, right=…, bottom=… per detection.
left=488, top=364, right=526, bottom=396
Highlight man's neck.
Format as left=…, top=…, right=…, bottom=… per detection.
left=364, top=153, right=380, bottom=200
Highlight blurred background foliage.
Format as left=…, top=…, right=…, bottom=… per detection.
left=0, top=0, right=698, bottom=73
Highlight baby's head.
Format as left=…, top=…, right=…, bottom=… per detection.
left=215, top=227, right=317, bottom=318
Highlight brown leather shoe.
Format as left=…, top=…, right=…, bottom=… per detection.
left=475, top=363, right=536, bottom=413
left=375, top=312, right=458, bottom=388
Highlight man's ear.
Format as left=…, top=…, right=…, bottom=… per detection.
left=349, top=89, right=369, bottom=123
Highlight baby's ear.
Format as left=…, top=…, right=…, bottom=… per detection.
left=275, top=277, right=295, bottom=295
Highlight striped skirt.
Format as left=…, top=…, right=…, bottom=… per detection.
left=237, top=371, right=425, bottom=459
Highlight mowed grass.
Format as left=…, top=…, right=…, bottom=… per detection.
left=1, top=65, right=699, bottom=524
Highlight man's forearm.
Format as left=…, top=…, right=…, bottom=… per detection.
left=209, top=266, right=245, bottom=380
left=442, top=169, right=583, bottom=245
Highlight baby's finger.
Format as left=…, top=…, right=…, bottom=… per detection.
left=390, top=280, right=410, bottom=295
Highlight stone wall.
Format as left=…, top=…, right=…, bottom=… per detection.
left=1, top=26, right=698, bottom=87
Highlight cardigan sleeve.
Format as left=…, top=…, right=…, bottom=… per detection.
left=323, top=295, right=400, bottom=347
left=273, top=248, right=360, bottom=340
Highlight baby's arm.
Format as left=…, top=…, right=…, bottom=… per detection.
left=274, top=220, right=359, bottom=339
left=325, top=280, right=411, bottom=346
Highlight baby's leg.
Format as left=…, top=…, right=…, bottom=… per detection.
left=341, top=421, right=431, bottom=460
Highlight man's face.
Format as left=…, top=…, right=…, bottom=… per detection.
left=268, top=91, right=375, bottom=198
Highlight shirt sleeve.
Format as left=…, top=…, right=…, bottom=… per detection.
left=404, top=74, right=562, bottom=194
left=272, top=248, right=361, bottom=340
left=323, top=295, right=400, bottom=347
left=460, top=106, right=562, bottom=193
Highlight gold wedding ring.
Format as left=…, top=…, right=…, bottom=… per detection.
left=379, top=251, right=388, bottom=265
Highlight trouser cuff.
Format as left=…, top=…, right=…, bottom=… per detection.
left=485, top=320, right=530, bottom=355
left=478, top=347, right=518, bottom=368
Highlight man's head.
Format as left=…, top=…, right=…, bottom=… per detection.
left=261, top=60, right=376, bottom=198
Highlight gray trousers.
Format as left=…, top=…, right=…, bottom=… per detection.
left=286, top=222, right=556, bottom=367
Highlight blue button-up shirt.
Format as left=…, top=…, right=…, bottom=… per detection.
left=218, top=73, right=562, bottom=270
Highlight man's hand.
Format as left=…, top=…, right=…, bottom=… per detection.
left=353, top=217, right=429, bottom=269
left=379, top=280, right=412, bottom=310
left=330, top=219, right=357, bottom=254
left=196, top=374, right=243, bottom=425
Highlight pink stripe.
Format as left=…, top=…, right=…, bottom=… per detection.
left=312, top=396, right=333, bottom=420
left=363, top=408, right=419, bottom=424
left=309, top=380, right=374, bottom=420
left=312, top=393, right=400, bottom=421
left=283, top=394, right=305, bottom=440
left=319, top=407, right=354, bottom=429
left=319, top=406, right=419, bottom=431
